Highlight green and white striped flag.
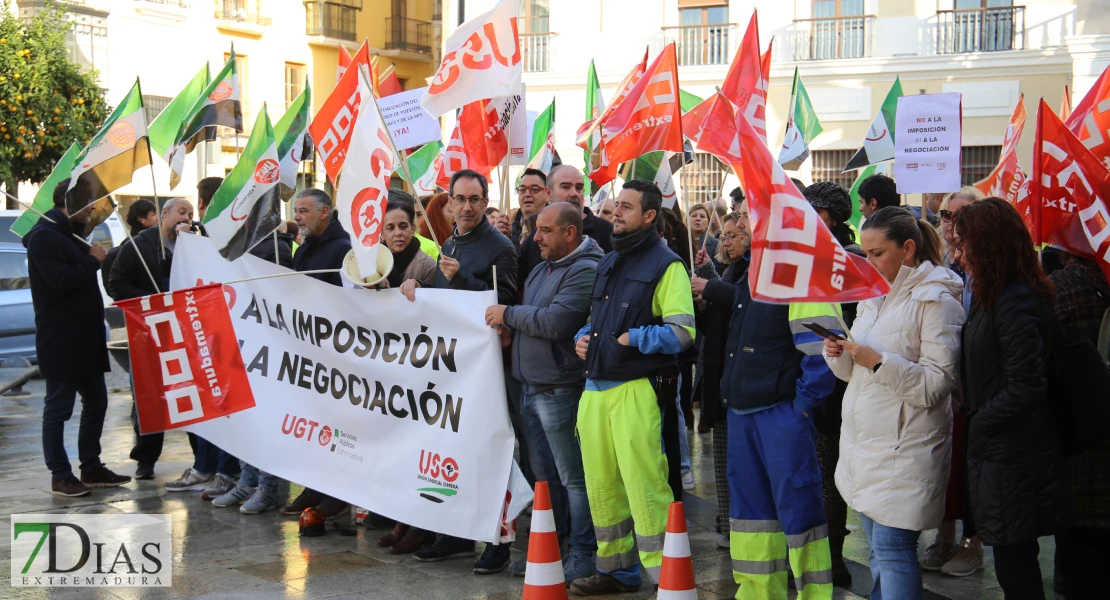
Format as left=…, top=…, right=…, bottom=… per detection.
left=274, top=81, right=312, bottom=201
left=201, top=107, right=282, bottom=262
left=847, top=162, right=890, bottom=229
left=583, top=60, right=604, bottom=197
left=169, top=53, right=243, bottom=189
left=148, top=64, right=209, bottom=162
left=528, top=98, right=556, bottom=172
left=9, top=142, right=80, bottom=237
left=68, top=80, right=151, bottom=204
left=844, top=77, right=902, bottom=171
left=778, top=67, right=823, bottom=170
left=407, top=140, right=444, bottom=196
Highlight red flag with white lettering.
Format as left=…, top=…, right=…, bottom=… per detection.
left=1060, top=85, right=1072, bottom=121
left=589, top=43, right=684, bottom=186
left=421, top=0, right=521, bottom=118
left=1066, top=64, right=1110, bottom=169
left=1030, top=99, right=1110, bottom=281
left=721, top=11, right=768, bottom=143
left=693, top=93, right=743, bottom=174
left=310, top=41, right=373, bottom=184
left=337, top=45, right=353, bottom=84
left=459, top=98, right=511, bottom=173
left=735, top=108, right=890, bottom=303
left=116, top=284, right=255, bottom=435
left=974, top=95, right=1026, bottom=203
left=576, top=48, right=649, bottom=152
left=433, top=123, right=494, bottom=190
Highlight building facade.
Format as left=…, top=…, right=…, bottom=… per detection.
left=14, top=0, right=441, bottom=209
left=442, top=0, right=1110, bottom=207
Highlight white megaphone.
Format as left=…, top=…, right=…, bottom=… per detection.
left=341, top=244, right=394, bottom=287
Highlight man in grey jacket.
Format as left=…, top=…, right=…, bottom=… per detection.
left=485, top=202, right=602, bottom=582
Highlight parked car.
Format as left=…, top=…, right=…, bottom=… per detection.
left=0, top=243, right=36, bottom=363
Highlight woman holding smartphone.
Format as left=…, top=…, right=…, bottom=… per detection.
left=823, top=207, right=965, bottom=600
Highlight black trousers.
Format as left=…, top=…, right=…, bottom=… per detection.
left=656, top=375, right=682, bottom=502
left=129, top=398, right=164, bottom=465
left=993, top=541, right=1045, bottom=600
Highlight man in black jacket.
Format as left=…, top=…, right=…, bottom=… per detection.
left=400, top=169, right=518, bottom=573
left=101, top=198, right=156, bottom=298
left=280, top=188, right=352, bottom=518
left=110, top=197, right=198, bottom=480
left=24, top=178, right=131, bottom=497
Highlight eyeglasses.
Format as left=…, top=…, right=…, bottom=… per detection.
left=940, top=209, right=954, bottom=222
left=452, top=196, right=486, bottom=206
left=516, top=185, right=544, bottom=195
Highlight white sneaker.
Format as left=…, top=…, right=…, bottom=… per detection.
left=681, top=471, right=695, bottom=491
left=163, top=468, right=214, bottom=492
left=212, top=483, right=255, bottom=508
left=200, top=473, right=237, bottom=501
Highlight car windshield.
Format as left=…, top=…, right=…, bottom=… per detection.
left=0, top=217, right=20, bottom=245
left=0, top=250, right=30, bottom=291
left=90, top=222, right=113, bottom=250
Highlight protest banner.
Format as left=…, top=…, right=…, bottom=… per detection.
left=378, top=87, right=442, bottom=152
left=116, top=284, right=255, bottom=434
left=894, top=92, right=962, bottom=193
left=170, top=234, right=521, bottom=542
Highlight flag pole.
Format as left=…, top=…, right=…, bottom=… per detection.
left=272, top=228, right=279, bottom=264
left=136, top=76, right=168, bottom=263
left=358, top=63, right=441, bottom=250
left=113, top=205, right=162, bottom=294
left=219, top=268, right=341, bottom=286
left=4, top=191, right=91, bottom=247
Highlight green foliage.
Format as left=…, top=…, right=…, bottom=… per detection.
left=0, top=0, right=109, bottom=190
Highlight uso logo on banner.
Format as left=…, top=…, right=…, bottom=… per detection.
left=115, top=284, right=256, bottom=435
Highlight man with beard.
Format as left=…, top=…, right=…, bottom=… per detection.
left=25, top=178, right=132, bottom=496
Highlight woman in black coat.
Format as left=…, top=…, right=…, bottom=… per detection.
left=954, top=199, right=1072, bottom=599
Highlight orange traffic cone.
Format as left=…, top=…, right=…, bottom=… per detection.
left=523, top=481, right=568, bottom=600
left=657, top=501, right=697, bottom=599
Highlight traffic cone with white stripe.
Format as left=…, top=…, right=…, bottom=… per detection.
left=657, top=501, right=697, bottom=599
left=522, top=481, right=567, bottom=600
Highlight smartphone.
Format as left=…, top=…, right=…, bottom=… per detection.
left=804, top=322, right=846, bottom=342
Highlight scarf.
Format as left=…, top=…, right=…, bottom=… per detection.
left=610, top=225, right=655, bottom=254
left=388, top=237, right=422, bottom=288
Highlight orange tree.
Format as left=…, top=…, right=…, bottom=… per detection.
left=0, top=0, right=108, bottom=207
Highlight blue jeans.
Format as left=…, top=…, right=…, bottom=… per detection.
left=43, top=377, right=107, bottom=480
left=239, top=461, right=278, bottom=491
left=860, top=513, right=923, bottom=600
left=521, top=385, right=596, bottom=553
left=193, top=437, right=239, bottom=478
left=676, top=373, right=691, bottom=476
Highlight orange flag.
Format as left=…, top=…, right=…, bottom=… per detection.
left=1066, top=65, right=1110, bottom=169
left=337, top=45, right=353, bottom=84
left=721, top=11, right=768, bottom=143
left=576, top=48, right=649, bottom=151
left=589, top=43, right=684, bottom=186
left=310, top=40, right=372, bottom=183
left=974, top=95, right=1026, bottom=204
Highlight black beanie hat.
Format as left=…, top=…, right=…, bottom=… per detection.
left=803, top=181, right=853, bottom=225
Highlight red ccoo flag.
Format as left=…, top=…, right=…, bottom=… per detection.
left=576, top=48, right=649, bottom=153
left=1029, top=99, right=1110, bottom=282
left=1060, top=84, right=1072, bottom=120
left=974, top=95, right=1026, bottom=204
left=337, top=45, right=353, bottom=84
left=116, top=284, right=256, bottom=435
left=735, top=107, right=891, bottom=303
left=1066, top=64, right=1110, bottom=170
left=589, top=43, right=684, bottom=187
left=310, top=40, right=373, bottom=184
left=721, top=10, right=768, bottom=143
left=693, top=93, right=743, bottom=175
left=379, top=70, right=404, bottom=97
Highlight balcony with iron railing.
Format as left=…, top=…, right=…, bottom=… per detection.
left=385, top=17, right=433, bottom=55
left=937, top=5, right=1025, bottom=53
left=214, top=1, right=271, bottom=27
left=793, top=15, right=875, bottom=60
left=661, top=23, right=738, bottom=67
left=521, top=32, right=556, bottom=72
left=304, top=0, right=361, bottom=42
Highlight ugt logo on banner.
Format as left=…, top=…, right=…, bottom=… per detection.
left=116, top=284, right=255, bottom=434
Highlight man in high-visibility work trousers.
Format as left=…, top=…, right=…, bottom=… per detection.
left=570, top=180, right=695, bottom=596
left=719, top=207, right=843, bottom=600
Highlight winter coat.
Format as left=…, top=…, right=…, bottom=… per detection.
left=109, top=226, right=172, bottom=301
left=293, top=218, right=351, bottom=286
left=23, top=208, right=110, bottom=379
left=962, top=282, right=1073, bottom=546
left=517, top=210, right=613, bottom=290
left=248, top=231, right=295, bottom=268
left=506, top=237, right=604, bottom=392
left=827, top=261, right=965, bottom=531
left=401, top=249, right=437, bottom=285
left=695, top=256, right=748, bottom=427
left=435, top=216, right=518, bottom=306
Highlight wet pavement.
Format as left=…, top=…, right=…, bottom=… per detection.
left=0, top=361, right=1064, bottom=599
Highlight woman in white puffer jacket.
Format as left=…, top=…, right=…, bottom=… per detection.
left=823, top=207, right=965, bottom=600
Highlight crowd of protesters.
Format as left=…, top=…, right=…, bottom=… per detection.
left=22, top=157, right=1110, bottom=599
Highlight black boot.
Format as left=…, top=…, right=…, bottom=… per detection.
left=830, top=533, right=853, bottom=588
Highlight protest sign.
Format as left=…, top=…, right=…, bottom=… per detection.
left=894, top=92, right=962, bottom=193
left=378, top=87, right=442, bottom=152
left=170, top=235, right=520, bottom=542
left=116, top=284, right=255, bottom=434
left=507, top=85, right=528, bottom=165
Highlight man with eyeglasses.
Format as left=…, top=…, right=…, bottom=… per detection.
left=400, top=169, right=519, bottom=574
left=570, top=180, right=696, bottom=595
left=511, top=168, right=551, bottom=244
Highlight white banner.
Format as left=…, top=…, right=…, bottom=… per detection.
left=894, top=92, right=962, bottom=193
left=506, top=85, right=528, bottom=165
left=169, top=234, right=522, bottom=542
left=379, top=87, right=443, bottom=152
